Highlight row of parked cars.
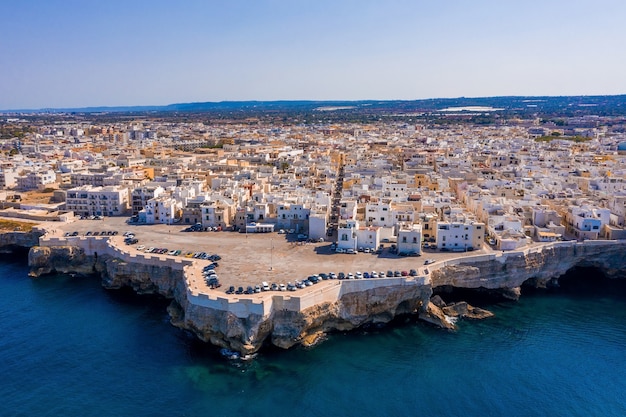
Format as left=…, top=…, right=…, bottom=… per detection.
left=223, top=268, right=423, bottom=295
left=64, top=230, right=120, bottom=237
left=183, top=223, right=223, bottom=232
left=203, top=264, right=221, bottom=289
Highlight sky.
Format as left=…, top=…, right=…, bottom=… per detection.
left=1, top=0, right=625, bottom=109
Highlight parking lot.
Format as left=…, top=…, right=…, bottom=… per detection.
left=51, top=217, right=493, bottom=293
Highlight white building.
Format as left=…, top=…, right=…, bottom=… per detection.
left=131, top=185, right=165, bottom=215
left=365, top=201, right=394, bottom=228
left=565, top=206, right=607, bottom=241
left=308, top=211, right=327, bottom=241
left=337, top=219, right=359, bottom=251
left=0, top=168, right=19, bottom=189
left=66, top=185, right=129, bottom=217
left=142, top=195, right=179, bottom=224
left=354, top=225, right=380, bottom=251
left=397, top=224, right=422, bottom=255
left=436, top=221, right=485, bottom=252
left=16, top=169, right=56, bottom=191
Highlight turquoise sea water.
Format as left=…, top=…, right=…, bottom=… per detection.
left=1, top=253, right=626, bottom=417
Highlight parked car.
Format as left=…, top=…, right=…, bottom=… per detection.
left=424, top=259, right=436, bottom=265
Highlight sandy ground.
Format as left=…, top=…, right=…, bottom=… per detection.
left=48, top=217, right=495, bottom=293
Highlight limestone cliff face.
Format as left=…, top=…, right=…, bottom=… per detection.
left=29, top=245, right=185, bottom=298
left=431, top=242, right=626, bottom=293
left=175, top=284, right=433, bottom=354
left=28, top=245, right=94, bottom=277
left=0, top=230, right=43, bottom=252
left=97, top=257, right=185, bottom=298
left=26, top=240, right=626, bottom=354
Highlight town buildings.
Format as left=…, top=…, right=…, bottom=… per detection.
left=1, top=114, right=626, bottom=251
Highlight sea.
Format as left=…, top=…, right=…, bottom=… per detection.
left=1, top=252, right=626, bottom=417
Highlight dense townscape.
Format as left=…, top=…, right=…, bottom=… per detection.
left=4, top=99, right=626, bottom=354
left=2, top=101, right=626, bottom=256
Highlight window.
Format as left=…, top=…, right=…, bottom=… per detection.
left=341, top=233, right=348, bottom=241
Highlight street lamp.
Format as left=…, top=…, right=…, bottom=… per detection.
left=270, top=238, right=273, bottom=271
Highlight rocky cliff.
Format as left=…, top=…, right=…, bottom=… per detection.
left=28, top=245, right=185, bottom=298
left=172, top=283, right=433, bottom=354
left=0, top=230, right=43, bottom=252
left=430, top=242, right=626, bottom=298
left=28, top=245, right=94, bottom=277
left=26, top=239, right=626, bottom=354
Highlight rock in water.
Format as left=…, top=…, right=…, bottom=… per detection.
left=419, top=302, right=456, bottom=330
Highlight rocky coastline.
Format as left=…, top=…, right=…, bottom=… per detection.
left=9, top=230, right=626, bottom=354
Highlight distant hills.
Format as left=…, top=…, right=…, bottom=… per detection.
left=4, top=95, right=626, bottom=118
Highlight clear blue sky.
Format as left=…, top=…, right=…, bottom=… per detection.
left=2, top=0, right=625, bottom=109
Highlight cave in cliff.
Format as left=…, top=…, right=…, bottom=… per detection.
left=523, top=266, right=626, bottom=298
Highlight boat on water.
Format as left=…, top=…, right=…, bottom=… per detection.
left=219, top=348, right=257, bottom=361
left=220, top=348, right=240, bottom=360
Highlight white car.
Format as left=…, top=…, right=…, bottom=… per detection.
left=136, top=245, right=145, bottom=251
left=279, top=284, right=287, bottom=291
left=424, top=259, right=436, bottom=265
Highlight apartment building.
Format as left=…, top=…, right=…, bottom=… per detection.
left=142, top=195, right=179, bottom=224
left=16, top=169, right=57, bottom=191
left=0, top=168, right=19, bottom=189
left=66, top=185, right=129, bottom=217
left=131, top=185, right=165, bottom=216
left=436, top=220, right=485, bottom=252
